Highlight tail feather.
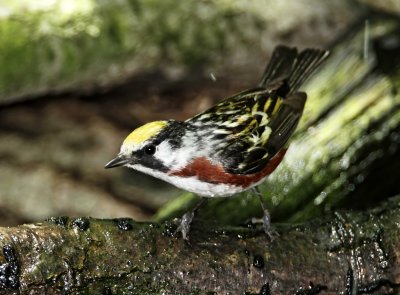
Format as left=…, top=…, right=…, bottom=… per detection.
left=288, top=48, right=330, bottom=92
left=258, top=45, right=297, bottom=87
left=259, top=45, right=329, bottom=94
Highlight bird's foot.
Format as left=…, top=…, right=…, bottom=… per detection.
left=251, top=187, right=278, bottom=240
left=251, top=209, right=279, bottom=240
left=175, top=211, right=195, bottom=240
left=174, top=198, right=207, bottom=241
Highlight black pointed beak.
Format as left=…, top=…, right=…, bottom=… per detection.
left=105, top=155, right=129, bottom=169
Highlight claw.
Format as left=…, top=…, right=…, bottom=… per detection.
left=251, top=209, right=279, bottom=240
left=175, top=211, right=195, bottom=240
left=173, top=198, right=207, bottom=240
left=251, top=187, right=279, bottom=240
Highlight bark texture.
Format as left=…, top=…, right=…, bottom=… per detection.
left=0, top=197, right=400, bottom=294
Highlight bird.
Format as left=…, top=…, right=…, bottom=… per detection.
left=105, top=45, right=329, bottom=240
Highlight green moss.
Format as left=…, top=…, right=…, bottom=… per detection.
left=0, top=0, right=267, bottom=103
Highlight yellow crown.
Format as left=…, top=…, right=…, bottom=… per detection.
left=123, top=121, right=167, bottom=146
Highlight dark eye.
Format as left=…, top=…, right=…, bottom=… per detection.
left=144, top=144, right=156, bottom=155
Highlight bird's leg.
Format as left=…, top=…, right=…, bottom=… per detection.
left=251, top=187, right=278, bottom=240
left=175, top=197, right=207, bottom=240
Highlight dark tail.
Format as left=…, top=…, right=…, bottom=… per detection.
left=259, top=45, right=329, bottom=94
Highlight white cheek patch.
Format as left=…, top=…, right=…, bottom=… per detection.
left=153, top=141, right=174, bottom=166
left=154, top=137, right=202, bottom=171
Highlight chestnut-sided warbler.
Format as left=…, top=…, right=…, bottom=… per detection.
left=105, top=45, right=329, bottom=239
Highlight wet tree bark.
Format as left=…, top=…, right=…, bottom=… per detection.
left=0, top=196, right=400, bottom=294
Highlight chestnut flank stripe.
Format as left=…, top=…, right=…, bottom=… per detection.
left=169, top=149, right=287, bottom=188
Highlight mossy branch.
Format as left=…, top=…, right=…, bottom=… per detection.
left=0, top=197, right=400, bottom=294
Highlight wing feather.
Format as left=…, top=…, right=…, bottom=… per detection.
left=185, top=46, right=328, bottom=175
